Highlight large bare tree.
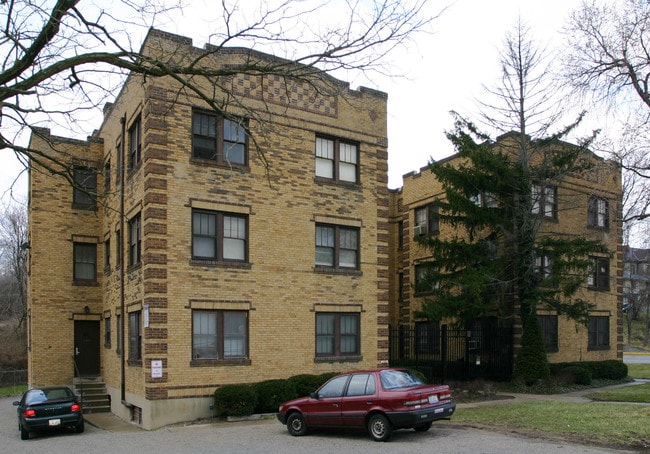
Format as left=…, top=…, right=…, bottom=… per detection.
left=1, top=0, right=438, bottom=189
left=563, top=0, right=650, bottom=238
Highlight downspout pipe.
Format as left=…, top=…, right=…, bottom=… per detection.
left=119, top=114, right=127, bottom=404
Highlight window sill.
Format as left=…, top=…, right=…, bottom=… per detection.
left=587, top=225, right=610, bottom=232
left=315, top=355, right=362, bottom=363
left=314, top=176, right=361, bottom=190
left=71, top=203, right=98, bottom=211
left=189, top=157, right=249, bottom=172
left=127, top=359, right=142, bottom=367
left=127, top=263, right=142, bottom=273
left=587, top=345, right=610, bottom=351
left=190, top=358, right=251, bottom=367
left=190, top=259, right=251, bottom=269
left=314, top=267, right=362, bottom=276
left=588, top=286, right=610, bottom=292
left=72, top=280, right=99, bottom=287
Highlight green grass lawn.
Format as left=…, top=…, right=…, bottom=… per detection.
left=627, top=363, right=650, bottom=379
left=0, top=385, right=27, bottom=398
left=587, top=381, right=650, bottom=403
left=453, top=401, right=650, bottom=449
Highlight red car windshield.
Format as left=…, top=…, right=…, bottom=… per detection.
left=379, top=370, right=424, bottom=390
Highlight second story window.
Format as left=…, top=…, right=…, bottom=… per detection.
left=192, top=111, right=248, bottom=166
left=414, top=263, right=438, bottom=295
left=128, top=117, right=142, bottom=170
left=104, top=161, right=111, bottom=193
left=315, top=224, right=359, bottom=270
left=104, top=238, right=111, bottom=270
left=192, top=209, right=248, bottom=262
left=129, top=213, right=141, bottom=267
left=315, top=136, right=359, bottom=184
left=532, top=183, right=557, bottom=219
left=414, top=203, right=439, bottom=236
left=73, top=242, right=97, bottom=282
left=534, top=253, right=553, bottom=281
left=73, top=166, right=97, bottom=209
left=588, top=196, right=609, bottom=229
left=588, top=257, right=609, bottom=291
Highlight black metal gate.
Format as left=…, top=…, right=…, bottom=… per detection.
left=388, top=322, right=514, bottom=382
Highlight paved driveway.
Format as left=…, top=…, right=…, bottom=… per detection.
left=1, top=396, right=634, bottom=454
left=624, top=352, right=650, bottom=364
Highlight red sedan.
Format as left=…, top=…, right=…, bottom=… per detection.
left=277, top=368, right=455, bottom=441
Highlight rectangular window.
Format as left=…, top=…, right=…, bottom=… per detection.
left=192, top=209, right=248, bottom=262
left=128, top=117, right=142, bottom=170
left=588, top=315, right=610, bottom=349
left=129, top=214, right=141, bottom=267
left=315, top=136, right=359, bottom=183
left=414, top=263, right=438, bottom=295
left=532, top=183, right=557, bottom=219
left=73, top=166, right=97, bottom=209
left=315, top=224, right=359, bottom=270
left=115, top=229, right=122, bottom=269
left=470, top=191, right=498, bottom=208
left=534, top=253, right=552, bottom=281
left=104, top=160, right=111, bottom=193
left=587, top=257, right=610, bottom=290
left=104, top=316, right=111, bottom=348
left=192, top=111, right=248, bottom=165
left=537, top=315, right=558, bottom=352
left=588, top=196, right=609, bottom=229
left=73, top=242, right=97, bottom=282
left=128, top=311, right=142, bottom=361
left=415, top=321, right=440, bottom=354
left=192, top=310, right=248, bottom=360
left=315, top=313, right=360, bottom=357
left=414, top=203, right=439, bottom=236
left=116, top=314, right=122, bottom=355
left=104, top=238, right=111, bottom=270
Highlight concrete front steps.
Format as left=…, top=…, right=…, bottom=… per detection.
left=73, top=376, right=111, bottom=414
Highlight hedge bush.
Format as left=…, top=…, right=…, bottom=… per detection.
left=213, top=384, right=257, bottom=417
left=252, top=379, right=296, bottom=414
left=214, top=372, right=338, bottom=417
left=549, top=360, right=628, bottom=381
left=559, top=365, right=592, bottom=385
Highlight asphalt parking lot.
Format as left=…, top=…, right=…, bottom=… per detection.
left=2, top=395, right=636, bottom=454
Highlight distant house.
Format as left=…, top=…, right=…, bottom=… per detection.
left=27, top=29, right=389, bottom=429
left=622, top=246, right=650, bottom=316
left=388, top=132, right=623, bottom=377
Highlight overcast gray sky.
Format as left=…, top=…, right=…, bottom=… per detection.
left=0, top=0, right=588, bottom=204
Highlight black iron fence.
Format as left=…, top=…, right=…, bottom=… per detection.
left=389, top=323, right=514, bottom=383
left=0, top=368, right=27, bottom=388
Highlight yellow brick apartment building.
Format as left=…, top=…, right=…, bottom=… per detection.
left=27, top=29, right=390, bottom=428
left=388, top=132, right=623, bottom=368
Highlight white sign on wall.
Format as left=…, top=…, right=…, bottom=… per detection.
left=151, top=360, right=163, bottom=378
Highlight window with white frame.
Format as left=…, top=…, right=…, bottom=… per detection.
left=315, top=136, right=359, bottom=183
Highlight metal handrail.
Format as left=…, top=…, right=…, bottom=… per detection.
left=71, top=355, right=84, bottom=408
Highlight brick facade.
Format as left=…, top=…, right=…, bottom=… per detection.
left=27, top=29, right=389, bottom=429
left=388, top=133, right=623, bottom=364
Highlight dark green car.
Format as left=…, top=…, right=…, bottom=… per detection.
left=13, top=387, right=84, bottom=440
